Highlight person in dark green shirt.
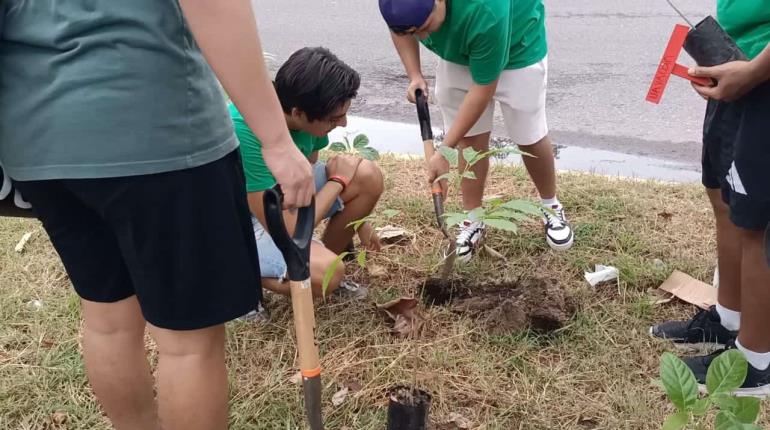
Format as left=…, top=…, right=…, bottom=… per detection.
left=379, top=0, right=573, bottom=265
left=651, top=2, right=770, bottom=397
left=232, top=47, right=384, bottom=301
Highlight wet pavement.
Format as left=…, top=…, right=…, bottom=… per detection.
left=254, top=0, right=712, bottom=178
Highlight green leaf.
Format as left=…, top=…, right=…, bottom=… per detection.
left=501, top=200, right=544, bottom=217
left=438, top=146, right=459, bottom=168
left=356, top=250, right=367, bottom=269
left=358, top=146, right=380, bottom=161
left=434, top=172, right=454, bottom=183
left=712, top=393, right=739, bottom=411
left=469, top=207, right=485, bottom=220
left=329, top=141, right=348, bottom=152
left=346, top=215, right=372, bottom=232
left=730, top=396, right=761, bottom=424
left=353, top=134, right=370, bottom=149
left=322, top=252, right=349, bottom=297
left=707, top=349, right=748, bottom=395
left=461, top=171, right=477, bottom=180
left=660, top=352, right=699, bottom=411
left=382, top=209, right=400, bottom=219
left=690, top=398, right=711, bottom=416
left=484, top=218, right=519, bottom=233
left=716, top=411, right=753, bottom=430
left=462, top=147, right=480, bottom=165
left=487, top=209, right=529, bottom=222
left=661, top=411, right=690, bottom=430
left=444, top=212, right=467, bottom=227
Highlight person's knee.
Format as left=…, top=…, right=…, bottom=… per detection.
left=354, top=160, right=384, bottom=197
left=150, top=324, right=226, bottom=358
left=81, top=296, right=146, bottom=338
left=706, top=188, right=730, bottom=219
left=311, top=253, right=345, bottom=297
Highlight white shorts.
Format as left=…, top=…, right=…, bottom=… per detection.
left=434, top=56, right=549, bottom=146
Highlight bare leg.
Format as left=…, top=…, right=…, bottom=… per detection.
left=323, top=160, right=384, bottom=253
left=262, top=242, right=345, bottom=299
left=737, top=228, right=770, bottom=352
left=149, top=323, right=228, bottom=430
left=519, top=135, right=556, bottom=200
left=457, top=132, right=491, bottom=211
left=707, top=188, right=742, bottom=310
left=81, top=297, right=160, bottom=430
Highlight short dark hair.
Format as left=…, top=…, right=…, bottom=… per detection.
left=274, top=47, right=360, bottom=122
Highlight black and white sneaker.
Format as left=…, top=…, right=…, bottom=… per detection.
left=239, top=301, right=269, bottom=324
left=543, top=205, right=574, bottom=251
left=455, top=220, right=485, bottom=264
left=650, top=306, right=737, bottom=349
left=684, top=343, right=770, bottom=398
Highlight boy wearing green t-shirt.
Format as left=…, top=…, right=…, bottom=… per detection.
left=651, top=2, right=770, bottom=396
left=232, top=47, right=384, bottom=301
left=379, top=0, right=573, bottom=264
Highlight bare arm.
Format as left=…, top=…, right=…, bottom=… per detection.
left=390, top=33, right=428, bottom=102
left=179, top=0, right=313, bottom=208
left=247, top=181, right=342, bottom=238
left=441, top=81, right=499, bottom=148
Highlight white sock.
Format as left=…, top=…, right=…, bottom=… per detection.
left=716, top=303, right=741, bottom=331
left=541, top=197, right=561, bottom=209
left=736, top=339, right=770, bottom=371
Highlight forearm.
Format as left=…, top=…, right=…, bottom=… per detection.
left=179, top=0, right=291, bottom=149
left=442, top=82, right=498, bottom=148
left=314, top=182, right=343, bottom=225
left=391, top=33, right=423, bottom=80
left=749, top=44, right=770, bottom=84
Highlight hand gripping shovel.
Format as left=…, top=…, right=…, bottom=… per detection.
left=415, top=89, right=456, bottom=280
left=263, top=186, right=323, bottom=430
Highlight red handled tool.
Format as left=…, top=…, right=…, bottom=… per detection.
left=646, top=24, right=712, bottom=104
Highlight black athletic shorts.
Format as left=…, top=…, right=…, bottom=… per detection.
left=702, top=81, right=770, bottom=231
left=14, top=150, right=261, bottom=330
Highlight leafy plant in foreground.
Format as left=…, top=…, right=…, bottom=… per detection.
left=659, top=350, right=763, bottom=430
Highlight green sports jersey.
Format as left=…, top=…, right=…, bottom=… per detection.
left=0, top=0, right=236, bottom=180
left=229, top=104, right=329, bottom=192
left=421, top=0, right=547, bottom=85
left=718, top=0, right=770, bottom=60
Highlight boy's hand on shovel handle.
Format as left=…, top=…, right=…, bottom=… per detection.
left=427, top=151, right=450, bottom=199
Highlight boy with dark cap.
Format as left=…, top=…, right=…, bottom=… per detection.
left=378, top=0, right=573, bottom=263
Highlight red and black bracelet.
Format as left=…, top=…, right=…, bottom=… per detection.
left=327, top=175, right=349, bottom=192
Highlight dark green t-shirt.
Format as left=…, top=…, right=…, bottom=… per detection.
left=718, top=0, right=770, bottom=60
left=0, top=1, right=236, bottom=180
left=421, top=0, right=547, bottom=85
left=229, top=104, right=329, bottom=192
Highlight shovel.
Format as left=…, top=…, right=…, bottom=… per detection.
left=263, top=186, right=323, bottom=430
left=415, top=89, right=456, bottom=280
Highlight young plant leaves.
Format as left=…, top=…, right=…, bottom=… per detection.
left=660, top=352, right=699, bottom=411
left=661, top=411, right=689, bottom=430
left=438, top=146, right=459, bottom=168
left=322, top=252, right=349, bottom=297
left=353, top=134, right=370, bottom=149
left=707, top=349, right=748, bottom=395
left=330, top=141, right=348, bottom=152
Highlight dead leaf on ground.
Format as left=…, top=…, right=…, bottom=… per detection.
left=346, top=380, right=363, bottom=393
left=331, top=387, right=349, bottom=406
left=447, top=412, right=472, bottom=429
left=657, top=211, right=673, bottom=221
left=40, top=339, right=55, bottom=349
left=289, top=371, right=302, bottom=385
left=375, top=225, right=412, bottom=245
left=376, top=297, right=425, bottom=337
left=368, top=264, right=388, bottom=277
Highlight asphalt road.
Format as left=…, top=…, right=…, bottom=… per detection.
left=253, top=0, right=715, bottom=165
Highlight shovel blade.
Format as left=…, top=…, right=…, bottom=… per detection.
left=302, top=375, right=324, bottom=430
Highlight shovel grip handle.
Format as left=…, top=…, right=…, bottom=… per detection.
left=263, top=185, right=315, bottom=281
left=290, top=279, right=320, bottom=374
left=415, top=89, right=433, bottom=142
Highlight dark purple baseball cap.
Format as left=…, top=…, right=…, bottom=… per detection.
left=379, top=0, right=434, bottom=33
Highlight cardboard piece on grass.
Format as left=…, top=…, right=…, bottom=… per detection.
left=584, top=264, right=619, bottom=287
left=658, top=270, right=717, bottom=310
left=376, top=297, right=424, bottom=337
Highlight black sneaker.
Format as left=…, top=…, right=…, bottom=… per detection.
left=650, top=306, right=737, bottom=348
left=684, top=342, right=770, bottom=398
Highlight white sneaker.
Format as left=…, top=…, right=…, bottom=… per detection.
left=543, top=205, right=574, bottom=251
left=455, top=220, right=485, bottom=264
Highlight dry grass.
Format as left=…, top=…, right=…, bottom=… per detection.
left=0, top=156, right=766, bottom=429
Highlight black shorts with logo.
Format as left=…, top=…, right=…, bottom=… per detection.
left=14, top=150, right=261, bottom=330
left=702, top=81, right=770, bottom=231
